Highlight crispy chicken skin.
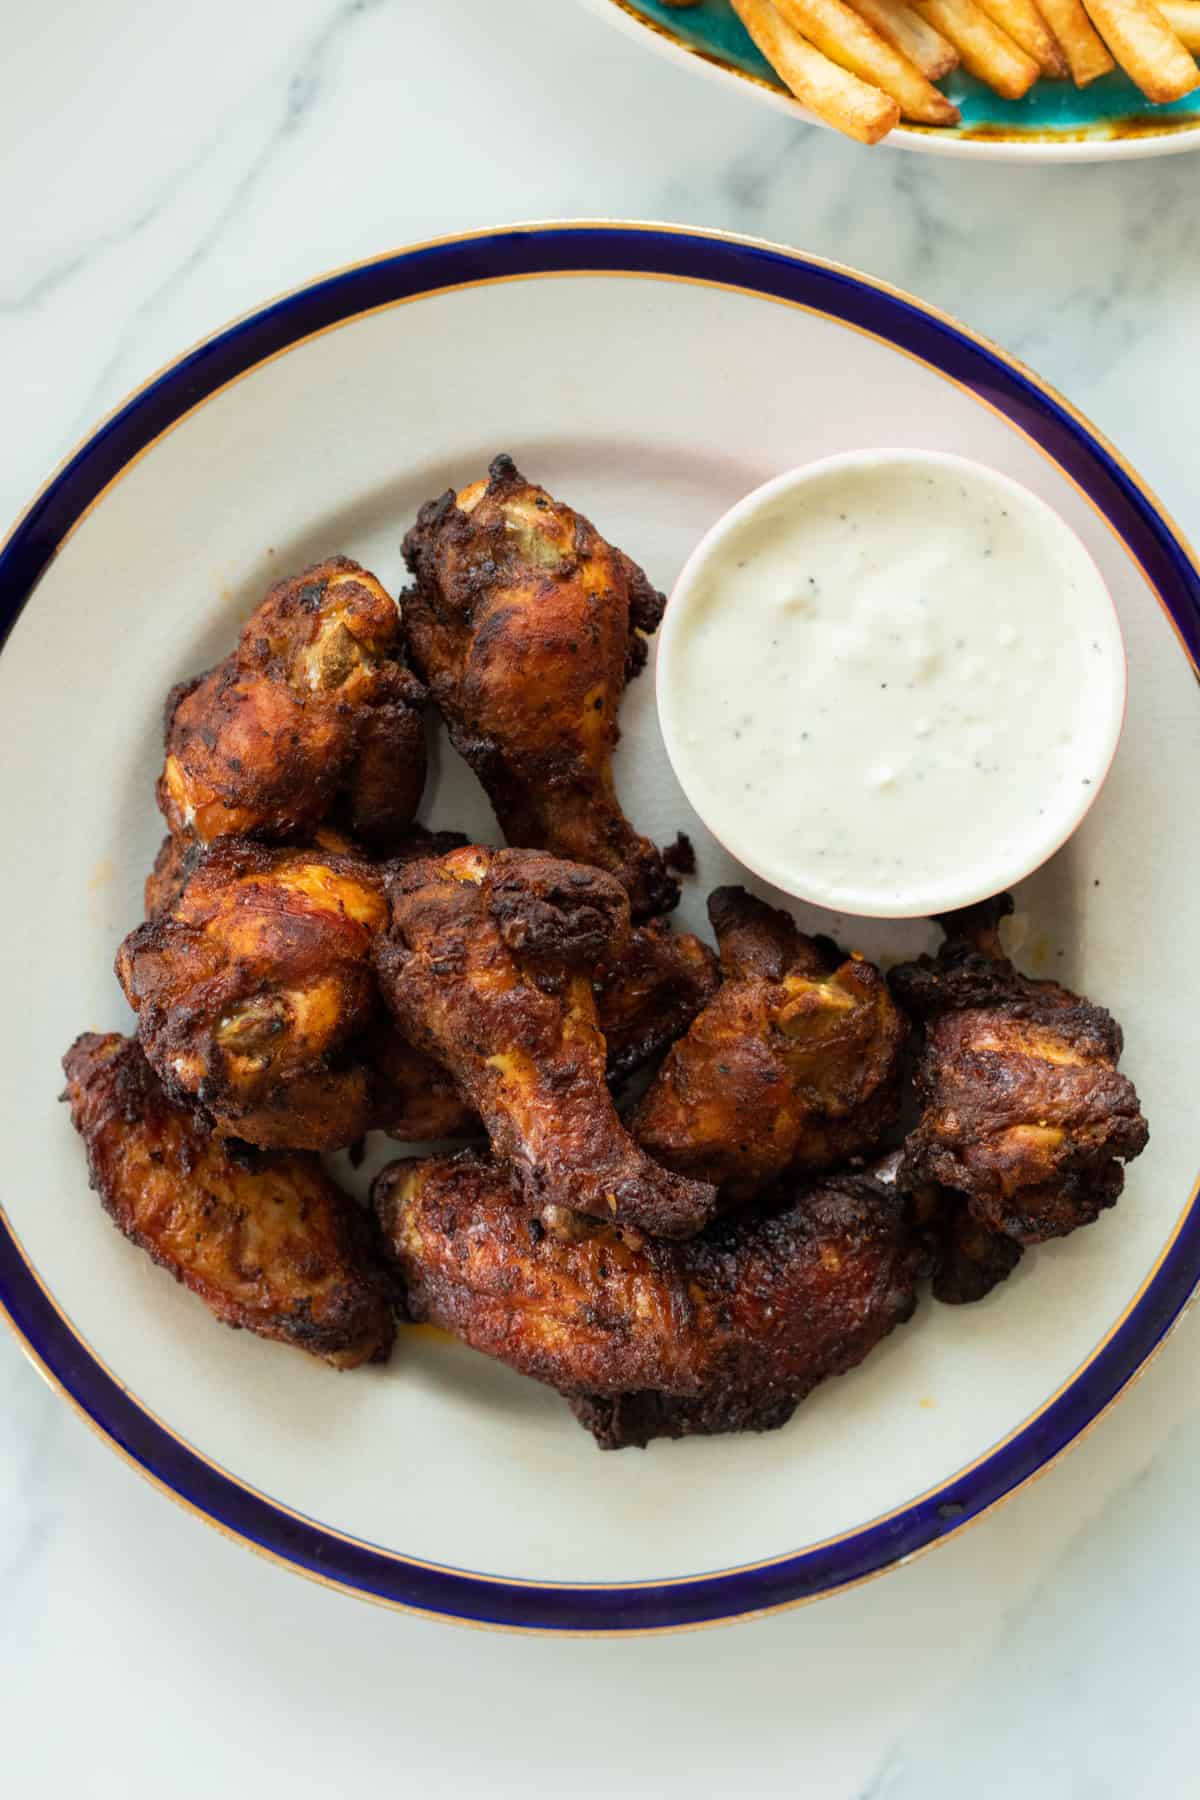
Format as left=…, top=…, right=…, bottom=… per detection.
left=374, top=1152, right=921, bottom=1448
left=63, top=1033, right=394, bottom=1368
left=629, top=887, right=907, bottom=1202
left=890, top=895, right=1148, bottom=1248
left=903, top=1176, right=1021, bottom=1304
left=144, top=831, right=202, bottom=921
left=401, top=455, right=677, bottom=919
left=143, top=821, right=466, bottom=924
left=374, top=846, right=717, bottom=1237
left=594, top=918, right=720, bottom=1080
left=367, top=1019, right=478, bottom=1142
left=159, top=557, right=426, bottom=848
left=117, top=840, right=388, bottom=1150
left=136, top=825, right=710, bottom=1149
left=875, top=1148, right=1021, bottom=1305
left=367, top=915, right=718, bottom=1143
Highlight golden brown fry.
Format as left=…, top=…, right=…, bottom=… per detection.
left=629, top=887, right=907, bottom=1202
left=1159, top=0, right=1200, bottom=45
left=732, top=0, right=902, bottom=141
left=975, top=0, right=1069, bottom=71
left=1083, top=0, right=1199, bottom=95
left=374, top=1152, right=922, bottom=1447
left=773, top=0, right=961, bottom=118
left=844, top=0, right=961, bottom=77
left=118, top=839, right=388, bottom=1150
left=160, top=558, right=426, bottom=849
left=911, top=0, right=1041, bottom=90
left=375, top=846, right=718, bottom=1239
left=63, top=1033, right=394, bottom=1368
left=1036, top=0, right=1116, bottom=76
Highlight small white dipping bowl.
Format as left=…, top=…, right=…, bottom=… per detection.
left=656, top=449, right=1127, bottom=920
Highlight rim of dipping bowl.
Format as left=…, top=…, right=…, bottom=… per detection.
left=655, top=448, right=1128, bottom=920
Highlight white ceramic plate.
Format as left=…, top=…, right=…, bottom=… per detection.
left=2, top=224, right=1198, bottom=1633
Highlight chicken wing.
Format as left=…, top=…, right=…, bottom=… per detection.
left=401, top=455, right=676, bottom=918
left=917, top=1185, right=1024, bottom=1305
left=117, top=839, right=388, bottom=1150
left=144, top=831, right=202, bottom=920
left=159, top=557, right=426, bottom=848
left=374, top=846, right=717, bottom=1237
left=594, top=917, right=720, bottom=1081
left=374, top=1152, right=921, bottom=1447
left=135, top=821, right=701, bottom=1152
left=890, top=895, right=1148, bottom=1247
left=365, top=915, right=717, bottom=1144
left=629, top=886, right=907, bottom=1201
left=63, top=1033, right=393, bottom=1368
left=367, top=1018, right=478, bottom=1142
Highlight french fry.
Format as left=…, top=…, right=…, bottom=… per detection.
left=975, top=0, right=1071, bottom=71
left=911, top=0, right=1042, bottom=92
left=1160, top=0, right=1200, bottom=46
left=1037, top=0, right=1118, bottom=77
left=731, top=0, right=902, bottom=141
left=1083, top=0, right=1200, bottom=96
left=845, top=0, right=961, bottom=78
left=773, top=0, right=962, bottom=118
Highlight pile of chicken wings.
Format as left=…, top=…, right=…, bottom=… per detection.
left=62, top=457, right=1149, bottom=1450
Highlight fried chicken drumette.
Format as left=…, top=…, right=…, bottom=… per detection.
left=401, top=455, right=677, bottom=919
left=159, top=557, right=426, bottom=848
left=134, top=825, right=717, bottom=1149
left=374, top=846, right=717, bottom=1237
left=890, top=895, right=1148, bottom=1257
left=628, top=887, right=907, bottom=1202
left=117, top=839, right=388, bottom=1150
left=63, top=1034, right=394, bottom=1368
left=368, top=913, right=720, bottom=1142
left=374, top=1152, right=921, bottom=1448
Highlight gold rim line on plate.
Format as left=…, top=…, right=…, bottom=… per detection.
left=597, top=0, right=1200, bottom=149
left=2, top=223, right=1198, bottom=1628
left=4, top=220, right=1198, bottom=672
left=5, top=1280, right=1197, bottom=1638
left=5, top=1150, right=1198, bottom=1593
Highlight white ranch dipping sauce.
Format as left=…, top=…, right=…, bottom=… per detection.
left=658, top=452, right=1126, bottom=918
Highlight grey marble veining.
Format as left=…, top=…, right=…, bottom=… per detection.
left=3, top=0, right=1198, bottom=1791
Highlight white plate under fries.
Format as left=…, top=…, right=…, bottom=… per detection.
left=1, top=224, right=1198, bottom=1635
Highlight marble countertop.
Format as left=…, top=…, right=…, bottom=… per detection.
left=4, top=1, right=1199, bottom=1792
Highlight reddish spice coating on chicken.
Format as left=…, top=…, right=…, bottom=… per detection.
left=374, top=1151, right=921, bottom=1447
left=159, top=557, right=426, bottom=849
left=629, top=887, right=907, bottom=1201
left=62, top=1032, right=394, bottom=1368
left=118, top=839, right=388, bottom=1150
left=890, top=894, right=1148, bottom=1250
left=374, top=845, right=717, bottom=1238
left=401, top=455, right=676, bottom=918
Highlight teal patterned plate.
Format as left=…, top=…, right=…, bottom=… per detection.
left=582, top=0, right=1200, bottom=156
